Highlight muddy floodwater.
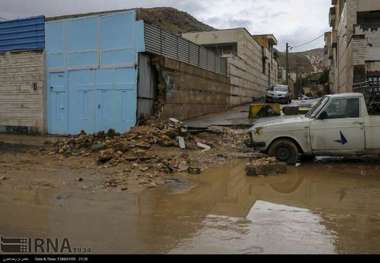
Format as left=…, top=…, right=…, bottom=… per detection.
left=1, top=159, right=380, bottom=254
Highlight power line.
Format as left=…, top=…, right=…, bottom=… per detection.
left=291, top=33, right=325, bottom=50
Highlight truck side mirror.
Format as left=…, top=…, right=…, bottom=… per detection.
left=318, top=111, right=328, bottom=120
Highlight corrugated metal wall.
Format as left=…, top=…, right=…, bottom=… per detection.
left=144, top=23, right=227, bottom=75
left=0, top=16, right=45, bottom=52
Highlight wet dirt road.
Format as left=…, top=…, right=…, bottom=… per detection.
left=1, top=159, right=380, bottom=254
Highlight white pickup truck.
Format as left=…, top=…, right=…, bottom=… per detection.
left=249, top=93, right=380, bottom=164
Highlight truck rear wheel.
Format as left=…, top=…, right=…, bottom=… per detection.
left=268, top=139, right=299, bottom=165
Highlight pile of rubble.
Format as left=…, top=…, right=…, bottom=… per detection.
left=246, top=157, right=287, bottom=176
left=51, top=119, right=247, bottom=177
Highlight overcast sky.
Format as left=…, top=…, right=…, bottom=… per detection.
left=0, top=0, right=331, bottom=51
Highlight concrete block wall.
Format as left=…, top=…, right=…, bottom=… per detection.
left=0, top=51, right=45, bottom=132
left=183, top=29, right=278, bottom=106
left=229, top=31, right=277, bottom=105
left=152, top=56, right=230, bottom=120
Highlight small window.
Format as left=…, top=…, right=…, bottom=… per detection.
left=324, top=98, right=360, bottom=119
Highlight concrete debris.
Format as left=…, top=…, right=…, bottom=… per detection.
left=53, top=119, right=190, bottom=160
left=246, top=157, right=287, bottom=176
left=188, top=160, right=202, bottom=175
left=48, top=119, right=250, bottom=191
left=169, top=118, right=181, bottom=124
left=177, top=136, right=186, bottom=149
left=207, top=126, right=225, bottom=134
left=97, top=149, right=114, bottom=164
left=197, top=142, right=211, bottom=152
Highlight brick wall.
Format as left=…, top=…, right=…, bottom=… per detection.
left=0, top=51, right=45, bottom=132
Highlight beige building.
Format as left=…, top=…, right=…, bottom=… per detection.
left=183, top=29, right=278, bottom=106
left=325, top=0, right=380, bottom=93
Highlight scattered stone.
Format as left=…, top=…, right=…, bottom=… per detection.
left=177, top=161, right=189, bottom=173
left=104, top=179, right=120, bottom=188
left=169, top=118, right=181, bottom=124
left=97, top=149, right=114, bottom=164
left=207, top=126, right=225, bottom=134
left=46, top=117, right=253, bottom=191
left=77, top=177, right=84, bottom=182
left=140, top=167, right=150, bottom=172
left=246, top=157, right=287, bottom=176
left=124, top=156, right=139, bottom=162
left=159, top=137, right=177, bottom=147
left=148, top=183, right=158, bottom=188
left=188, top=167, right=201, bottom=175
left=136, top=142, right=152, bottom=149
left=0, top=176, right=8, bottom=181
left=91, top=143, right=106, bottom=152
left=188, top=160, right=202, bottom=175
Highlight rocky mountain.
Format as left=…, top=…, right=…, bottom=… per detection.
left=297, top=48, right=326, bottom=73
left=138, top=7, right=325, bottom=75
left=278, top=48, right=325, bottom=74
left=138, top=7, right=215, bottom=35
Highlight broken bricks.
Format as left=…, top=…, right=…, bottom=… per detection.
left=246, top=157, right=287, bottom=176
left=97, top=149, right=114, bottom=164
left=188, top=160, right=202, bottom=175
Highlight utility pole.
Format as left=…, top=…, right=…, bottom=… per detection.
left=286, top=42, right=289, bottom=86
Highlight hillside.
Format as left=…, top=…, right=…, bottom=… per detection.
left=138, top=7, right=325, bottom=75
left=278, top=48, right=325, bottom=74
left=138, top=7, right=215, bottom=35
left=297, top=48, right=325, bottom=73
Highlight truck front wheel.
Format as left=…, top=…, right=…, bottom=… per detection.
left=268, top=139, right=299, bottom=165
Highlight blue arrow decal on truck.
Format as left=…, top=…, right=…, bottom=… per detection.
left=335, top=131, right=348, bottom=145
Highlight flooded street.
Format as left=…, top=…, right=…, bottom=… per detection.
left=1, top=159, right=380, bottom=254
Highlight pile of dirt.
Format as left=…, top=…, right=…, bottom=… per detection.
left=50, top=119, right=250, bottom=190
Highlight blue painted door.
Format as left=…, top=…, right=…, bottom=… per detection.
left=68, top=70, right=97, bottom=134
left=48, top=72, right=67, bottom=134
left=95, top=69, right=137, bottom=132
left=46, top=10, right=145, bottom=135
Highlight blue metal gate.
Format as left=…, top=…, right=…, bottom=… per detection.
left=46, top=10, right=144, bottom=134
